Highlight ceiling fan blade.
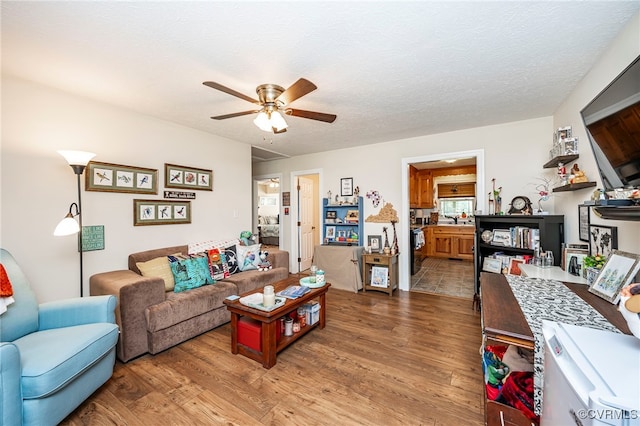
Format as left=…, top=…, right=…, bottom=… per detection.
left=285, top=108, right=337, bottom=123
left=203, top=81, right=260, bottom=104
left=276, top=78, right=317, bottom=105
left=211, top=110, right=259, bottom=120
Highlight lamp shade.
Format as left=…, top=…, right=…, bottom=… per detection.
left=58, top=150, right=96, bottom=166
left=270, top=111, right=288, bottom=132
left=253, top=112, right=272, bottom=132
left=54, top=215, right=80, bottom=236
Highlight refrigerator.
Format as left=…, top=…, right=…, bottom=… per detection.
left=541, top=320, right=640, bottom=425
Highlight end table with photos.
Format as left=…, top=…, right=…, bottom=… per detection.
left=361, top=252, right=398, bottom=296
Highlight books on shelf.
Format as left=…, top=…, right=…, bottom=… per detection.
left=276, top=285, right=311, bottom=299
left=486, top=226, right=540, bottom=250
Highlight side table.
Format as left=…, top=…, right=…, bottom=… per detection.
left=361, top=252, right=398, bottom=296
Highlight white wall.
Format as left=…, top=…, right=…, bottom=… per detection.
left=1, top=76, right=253, bottom=302
left=254, top=116, right=554, bottom=289
left=552, top=13, right=640, bottom=253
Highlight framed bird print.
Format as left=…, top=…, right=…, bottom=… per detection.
left=133, top=199, right=191, bottom=226
left=165, top=163, right=213, bottom=191
left=85, top=161, right=158, bottom=194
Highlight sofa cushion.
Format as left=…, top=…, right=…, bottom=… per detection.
left=206, top=248, right=227, bottom=280
left=13, top=322, right=119, bottom=399
left=236, top=244, right=261, bottom=272
left=145, top=281, right=237, bottom=332
left=225, top=267, right=289, bottom=294
left=136, top=255, right=177, bottom=291
left=0, top=250, right=39, bottom=342
left=168, top=255, right=214, bottom=293
left=223, top=244, right=239, bottom=275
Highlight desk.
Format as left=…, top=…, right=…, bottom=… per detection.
left=312, top=245, right=363, bottom=292
left=519, top=264, right=588, bottom=285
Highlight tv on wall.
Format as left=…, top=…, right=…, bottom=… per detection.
left=581, top=55, right=640, bottom=191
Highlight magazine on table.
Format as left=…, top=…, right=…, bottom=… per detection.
left=277, top=285, right=311, bottom=299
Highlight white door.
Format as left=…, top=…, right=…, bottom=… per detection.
left=298, top=176, right=315, bottom=271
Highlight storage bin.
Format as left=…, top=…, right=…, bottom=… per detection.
left=304, top=301, right=320, bottom=325
left=238, top=317, right=261, bottom=351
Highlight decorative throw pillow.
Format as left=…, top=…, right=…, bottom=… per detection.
left=206, top=248, right=228, bottom=280
left=168, top=255, right=215, bottom=293
left=236, top=243, right=262, bottom=272
left=136, top=255, right=179, bottom=291
left=223, top=244, right=239, bottom=275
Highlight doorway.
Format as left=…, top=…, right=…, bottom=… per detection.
left=253, top=174, right=283, bottom=249
left=289, top=170, right=321, bottom=273
left=400, top=149, right=485, bottom=293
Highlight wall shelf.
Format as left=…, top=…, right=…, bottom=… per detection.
left=552, top=181, right=596, bottom=192
left=543, top=154, right=579, bottom=169
left=593, top=205, right=640, bottom=221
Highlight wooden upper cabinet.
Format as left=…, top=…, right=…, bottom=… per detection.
left=409, top=165, right=419, bottom=208
left=417, top=170, right=433, bottom=208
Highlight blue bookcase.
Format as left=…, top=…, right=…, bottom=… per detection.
left=322, top=197, right=363, bottom=246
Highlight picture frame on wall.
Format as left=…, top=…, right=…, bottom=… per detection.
left=133, top=199, right=191, bottom=226
left=86, top=161, right=158, bottom=194
left=588, top=250, right=640, bottom=304
left=340, top=177, right=353, bottom=196
left=578, top=204, right=590, bottom=242
left=588, top=224, right=618, bottom=257
left=164, top=163, right=213, bottom=191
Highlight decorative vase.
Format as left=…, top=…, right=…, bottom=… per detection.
left=586, top=267, right=600, bottom=285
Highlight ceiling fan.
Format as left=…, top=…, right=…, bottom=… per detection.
left=203, top=78, right=337, bottom=134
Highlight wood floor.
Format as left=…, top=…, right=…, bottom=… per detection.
left=61, top=285, right=485, bottom=425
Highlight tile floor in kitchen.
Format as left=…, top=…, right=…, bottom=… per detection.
left=410, top=257, right=475, bottom=300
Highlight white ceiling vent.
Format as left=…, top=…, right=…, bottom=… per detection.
left=251, top=146, right=290, bottom=162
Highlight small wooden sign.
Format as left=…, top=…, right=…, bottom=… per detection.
left=282, top=192, right=291, bottom=206
left=164, top=190, right=196, bottom=200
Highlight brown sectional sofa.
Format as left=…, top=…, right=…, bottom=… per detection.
left=90, top=244, right=289, bottom=362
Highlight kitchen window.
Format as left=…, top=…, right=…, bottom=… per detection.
left=439, top=198, right=474, bottom=217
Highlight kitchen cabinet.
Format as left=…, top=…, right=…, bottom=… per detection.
left=417, top=170, right=433, bottom=208
left=409, top=165, right=419, bottom=208
left=424, top=225, right=474, bottom=261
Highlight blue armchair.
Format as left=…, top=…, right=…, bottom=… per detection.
left=0, top=249, right=119, bottom=426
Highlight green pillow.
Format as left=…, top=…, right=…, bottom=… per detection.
left=169, top=255, right=214, bottom=293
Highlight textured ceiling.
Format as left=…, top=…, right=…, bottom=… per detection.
left=2, top=1, right=639, bottom=160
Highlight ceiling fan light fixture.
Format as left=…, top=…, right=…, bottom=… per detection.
left=253, top=111, right=272, bottom=132
left=270, top=110, right=288, bottom=132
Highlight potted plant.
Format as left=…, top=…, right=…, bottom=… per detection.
left=583, top=254, right=607, bottom=284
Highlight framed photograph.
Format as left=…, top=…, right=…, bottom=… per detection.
left=86, top=161, right=158, bottom=194
left=557, top=126, right=572, bottom=140
left=325, top=210, right=337, bottom=223
left=563, top=248, right=588, bottom=272
left=345, top=209, right=359, bottom=223
left=325, top=226, right=336, bottom=240
left=340, top=177, right=354, bottom=196
left=165, top=163, right=213, bottom=191
left=588, top=250, right=640, bottom=304
left=133, top=199, right=191, bottom=226
left=368, top=235, right=382, bottom=252
left=482, top=257, right=502, bottom=274
left=578, top=205, right=590, bottom=242
left=371, top=266, right=389, bottom=288
left=508, top=258, right=525, bottom=276
left=589, top=224, right=618, bottom=257
left=492, top=229, right=512, bottom=247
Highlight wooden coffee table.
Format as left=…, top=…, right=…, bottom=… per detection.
left=223, top=275, right=330, bottom=368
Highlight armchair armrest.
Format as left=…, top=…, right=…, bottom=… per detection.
left=268, top=249, right=289, bottom=270
left=1, top=342, right=22, bottom=426
left=38, top=295, right=117, bottom=330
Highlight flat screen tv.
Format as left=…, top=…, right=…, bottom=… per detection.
left=581, top=55, right=640, bottom=191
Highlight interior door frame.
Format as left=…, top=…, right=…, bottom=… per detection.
left=253, top=172, right=283, bottom=249
left=400, top=149, right=485, bottom=291
left=289, top=168, right=322, bottom=273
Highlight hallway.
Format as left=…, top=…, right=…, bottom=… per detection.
left=410, top=257, right=475, bottom=300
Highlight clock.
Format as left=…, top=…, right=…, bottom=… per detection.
left=508, top=196, right=532, bottom=214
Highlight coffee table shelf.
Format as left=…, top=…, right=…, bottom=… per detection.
left=223, top=276, right=330, bottom=369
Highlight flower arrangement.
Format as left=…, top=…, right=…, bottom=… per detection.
left=583, top=254, right=606, bottom=269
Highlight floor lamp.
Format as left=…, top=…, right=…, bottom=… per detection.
left=54, top=150, right=96, bottom=297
